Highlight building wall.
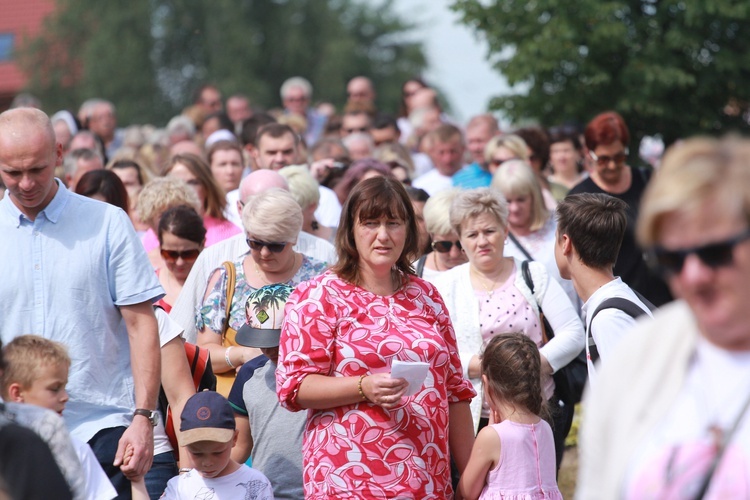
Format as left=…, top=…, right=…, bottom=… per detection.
left=0, top=0, right=55, bottom=110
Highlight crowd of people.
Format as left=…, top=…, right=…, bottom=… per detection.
left=0, top=74, right=748, bottom=500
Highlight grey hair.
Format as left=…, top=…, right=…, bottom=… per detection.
left=241, top=188, right=303, bottom=243
left=63, top=148, right=104, bottom=177
left=280, top=77, right=313, bottom=100
left=424, top=188, right=462, bottom=236
left=278, top=165, right=320, bottom=210
left=450, top=187, right=509, bottom=236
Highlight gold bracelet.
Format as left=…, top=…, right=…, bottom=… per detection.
left=358, top=374, right=370, bottom=402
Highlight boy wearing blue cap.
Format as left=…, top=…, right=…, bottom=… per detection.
left=160, top=391, right=274, bottom=499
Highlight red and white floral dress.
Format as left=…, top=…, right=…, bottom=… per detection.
left=277, top=270, right=475, bottom=499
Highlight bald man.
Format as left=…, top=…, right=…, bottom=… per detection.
left=169, top=169, right=336, bottom=342
left=0, top=108, right=162, bottom=496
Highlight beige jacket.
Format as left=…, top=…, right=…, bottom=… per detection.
left=576, top=300, right=698, bottom=499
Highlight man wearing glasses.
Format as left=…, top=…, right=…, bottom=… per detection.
left=568, top=111, right=672, bottom=306
left=578, top=137, right=750, bottom=499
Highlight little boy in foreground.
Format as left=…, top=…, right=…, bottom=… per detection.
left=0, top=335, right=117, bottom=500
left=160, top=391, right=274, bottom=499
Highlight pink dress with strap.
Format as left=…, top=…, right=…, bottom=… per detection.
left=480, top=420, right=563, bottom=500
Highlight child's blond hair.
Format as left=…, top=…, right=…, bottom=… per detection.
left=0, top=335, right=71, bottom=398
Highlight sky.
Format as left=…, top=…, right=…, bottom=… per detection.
left=391, top=0, right=511, bottom=125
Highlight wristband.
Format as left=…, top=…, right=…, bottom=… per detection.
left=225, top=346, right=236, bottom=369
left=358, top=374, right=371, bottom=402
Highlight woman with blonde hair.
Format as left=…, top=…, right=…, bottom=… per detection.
left=492, top=159, right=580, bottom=311
left=415, top=188, right=468, bottom=282
left=197, top=189, right=327, bottom=396
left=279, top=165, right=334, bottom=242
left=136, top=177, right=202, bottom=269
left=484, top=134, right=529, bottom=175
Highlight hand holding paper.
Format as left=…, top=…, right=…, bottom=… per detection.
left=391, top=360, right=430, bottom=396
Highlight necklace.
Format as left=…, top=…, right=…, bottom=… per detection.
left=254, top=253, right=298, bottom=285
left=471, top=266, right=504, bottom=297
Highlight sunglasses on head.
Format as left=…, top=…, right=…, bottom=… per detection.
left=647, top=228, right=750, bottom=277
left=432, top=240, right=462, bottom=253
left=160, top=249, right=201, bottom=262
left=246, top=238, right=287, bottom=253
left=589, top=149, right=629, bottom=167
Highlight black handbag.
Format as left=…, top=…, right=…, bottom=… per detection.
left=521, top=259, right=587, bottom=405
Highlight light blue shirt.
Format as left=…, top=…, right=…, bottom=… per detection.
left=0, top=181, right=164, bottom=442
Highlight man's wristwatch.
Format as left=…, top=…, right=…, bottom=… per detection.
left=133, top=408, right=158, bottom=427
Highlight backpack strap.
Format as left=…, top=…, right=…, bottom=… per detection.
left=587, top=297, right=650, bottom=363
left=221, top=261, right=237, bottom=341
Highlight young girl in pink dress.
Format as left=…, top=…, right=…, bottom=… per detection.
left=459, top=333, right=563, bottom=500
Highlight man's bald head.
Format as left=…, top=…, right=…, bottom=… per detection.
left=0, top=108, right=55, bottom=147
left=239, top=169, right=289, bottom=204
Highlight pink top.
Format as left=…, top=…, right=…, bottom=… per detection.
left=480, top=420, right=563, bottom=500
left=277, top=270, right=476, bottom=499
left=141, top=215, right=241, bottom=251
left=477, top=265, right=553, bottom=403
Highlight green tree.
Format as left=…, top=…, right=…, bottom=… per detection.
left=452, top=0, right=750, bottom=145
left=20, top=0, right=426, bottom=126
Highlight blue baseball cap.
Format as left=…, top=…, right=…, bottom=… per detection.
left=179, top=391, right=236, bottom=446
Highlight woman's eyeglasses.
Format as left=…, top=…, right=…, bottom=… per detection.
left=160, top=249, right=201, bottom=262
left=646, top=228, right=750, bottom=276
left=246, top=238, right=287, bottom=253
left=432, top=240, right=462, bottom=253
left=589, top=149, right=628, bottom=167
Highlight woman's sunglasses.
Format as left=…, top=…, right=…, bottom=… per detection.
left=246, top=238, right=287, bottom=254
left=646, top=228, right=750, bottom=276
left=432, top=240, right=462, bottom=253
left=160, top=249, right=201, bottom=262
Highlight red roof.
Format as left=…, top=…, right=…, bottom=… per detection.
left=0, top=0, right=55, bottom=96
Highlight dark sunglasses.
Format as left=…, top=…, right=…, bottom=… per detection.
left=246, top=238, right=287, bottom=253
left=432, top=240, right=462, bottom=253
left=489, top=157, right=518, bottom=167
left=160, top=248, right=201, bottom=262
left=589, top=149, right=629, bottom=167
left=646, top=228, right=750, bottom=276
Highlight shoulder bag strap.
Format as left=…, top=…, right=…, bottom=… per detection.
left=416, top=254, right=427, bottom=277
left=521, top=260, right=553, bottom=343
left=221, top=261, right=236, bottom=341
left=508, top=232, right=534, bottom=262
left=587, top=297, right=649, bottom=363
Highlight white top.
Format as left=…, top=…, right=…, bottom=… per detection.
left=434, top=259, right=585, bottom=429
left=503, top=217, right=581, bottom=316
left=314, top=185, right=342, bottom=228
left=411, top=152, right=435, bottom=179
left=223, top=189, right=242, bottom=229
left=412, top=168, right=454, bottom=196
left=162, top=464, right=274, bottom=499
left=153, top=308, right=183, bottom=455
left=169, top=232, right=336, bottom=343
left=582, top=278, right=652, bottom=386
left=72, top=437, right=117, bottom=500
left=622, top=337, right=750, bottom=499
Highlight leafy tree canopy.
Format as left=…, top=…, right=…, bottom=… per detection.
left=21, top=0, right=426, bottom=125
left=452, top=0, right=750, bottom=145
